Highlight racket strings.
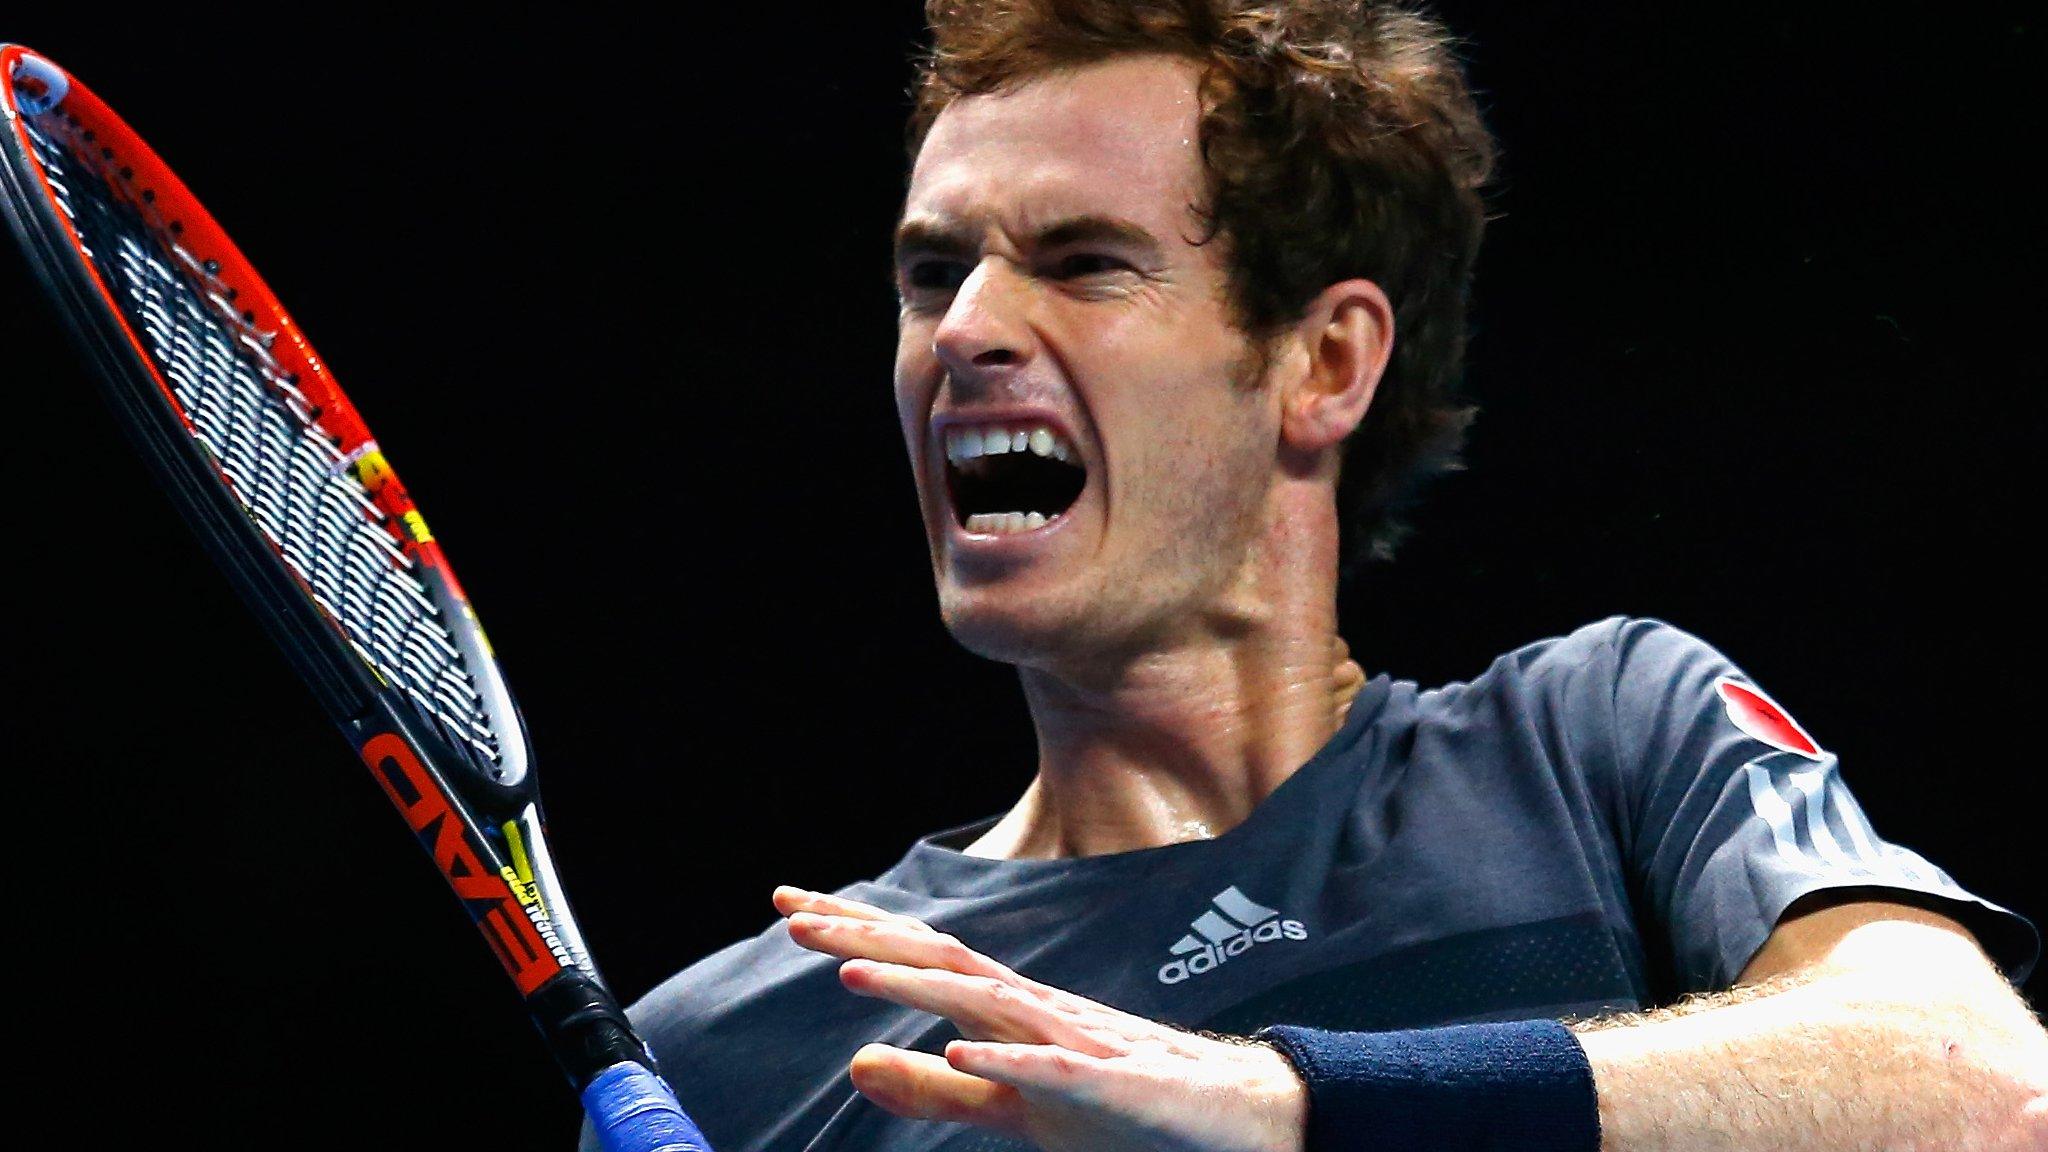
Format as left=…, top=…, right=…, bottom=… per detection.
left=24, top=114, right=503, bottom=767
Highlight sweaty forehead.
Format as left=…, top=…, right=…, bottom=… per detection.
left=906, top=55, right=1206, bottom=240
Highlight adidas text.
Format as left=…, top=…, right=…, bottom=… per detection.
left=1156, top=886, right=1309, bottom=985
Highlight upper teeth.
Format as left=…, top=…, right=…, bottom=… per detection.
left=944, top=423, right=1076, bottom=464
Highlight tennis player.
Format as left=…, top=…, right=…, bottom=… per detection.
left=587, top=3, right=2046, bottom=1149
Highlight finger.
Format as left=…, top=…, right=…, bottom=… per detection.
left=1010, top=977, right=1165, bottom=1037
left=945, top=1040, right=1123, bottom=1105
left=787, top=912, right=1012, bottom=980
left=787, top=912, right=1164, bottom=1039
left=847, top=1043, right=1028, bottom=1134
left=839, top=959, right=1132, bottom=1054
left=781, top=893, right=1172, bottom=1049
left=839, top=960, right=1052, bottom=1042
left=800, top=922, right=1162, bottom=1052
left=773, top=886, right=935, bottom=929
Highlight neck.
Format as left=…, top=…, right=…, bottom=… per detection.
left=965, top=485, right=1364, bottom=860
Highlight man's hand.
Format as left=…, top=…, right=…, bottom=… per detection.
left=774, top=886, right=1307, bottom=1152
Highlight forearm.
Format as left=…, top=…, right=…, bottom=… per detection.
left=1574, top=968, right=2048, bottom=1151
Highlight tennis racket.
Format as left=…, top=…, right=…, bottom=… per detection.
left=0, top=45, right=709, bottom=1152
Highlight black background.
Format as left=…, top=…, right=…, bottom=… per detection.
left=5, top=4, right=2040, bottom=1148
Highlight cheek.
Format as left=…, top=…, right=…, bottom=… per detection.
left=1162, top=406, right=1267, bottom=509
left=1100, top=345, right=1270, bottom=492
left=893, top=329, right=935, bottom=445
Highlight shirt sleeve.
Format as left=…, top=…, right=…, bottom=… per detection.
left=1604, top=617, right=2038, bottom=992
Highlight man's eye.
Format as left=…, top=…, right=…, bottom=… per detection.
left=1054, top=253, right=1130, bottom=278
left=904, top=260, right=969, bottom=292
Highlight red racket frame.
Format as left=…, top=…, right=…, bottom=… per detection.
left=0, top=43, right=658, bottom=1094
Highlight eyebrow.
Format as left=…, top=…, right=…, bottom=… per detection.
left=892, top=213, right=1165, bottom=265
left=893, top=217, right=977, bottom=264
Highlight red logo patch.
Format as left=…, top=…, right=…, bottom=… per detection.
left=1714, top=677, right=1823, bottom=761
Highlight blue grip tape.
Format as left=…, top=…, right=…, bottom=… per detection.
left=582, top=1061, right=713, bottom=1152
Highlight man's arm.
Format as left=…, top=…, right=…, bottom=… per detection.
left=1576, top=898, right=2047, bottom=1151
left=776, top=887, right=2047, bottom=1152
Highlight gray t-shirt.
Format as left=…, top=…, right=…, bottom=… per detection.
left=600, top=618, right=2037, bottom=1152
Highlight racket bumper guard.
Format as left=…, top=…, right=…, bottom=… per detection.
left=4, top=49, right=69, bottom=116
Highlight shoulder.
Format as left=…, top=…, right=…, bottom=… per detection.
left=1407, top=614, right=1637, bottom=731
left=1414, top=615, right=1733, bottom=718
left=1384, top=616, right=1740, bottom=809
left=1343, top=618, right=1649, bottom=829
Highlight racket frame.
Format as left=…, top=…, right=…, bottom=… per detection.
left=1, top=43, right=650, bottom=1091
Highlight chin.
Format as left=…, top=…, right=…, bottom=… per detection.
left=936, top=585, right=1093, bottom=669
left=937, top=578, right=1181, bottom=680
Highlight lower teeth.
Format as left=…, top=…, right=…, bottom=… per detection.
left=965, top=511, right=1049, bottom=534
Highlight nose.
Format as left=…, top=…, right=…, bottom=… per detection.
left=932, top=259, right=1032, bottom=377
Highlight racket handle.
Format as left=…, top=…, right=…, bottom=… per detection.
left=582, top=1061, right=714, bottom=1152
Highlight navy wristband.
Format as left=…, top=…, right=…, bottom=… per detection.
left=1258, top=1019, right=1600, bottom=1152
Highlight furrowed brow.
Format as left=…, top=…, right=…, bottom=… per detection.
left=1031, top=215, right=1162, bottom=257
left=892, top=214, right=1165, bottom=265
left=893, top=217, right=976, bottom=265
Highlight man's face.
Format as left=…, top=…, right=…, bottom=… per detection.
left=894, top=54, right=1281, bottom=671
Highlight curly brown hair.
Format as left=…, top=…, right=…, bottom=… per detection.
left=910, top=0, right=1496, bottom=567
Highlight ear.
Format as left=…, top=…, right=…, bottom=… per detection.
left=1279, top=279, right=1393, bottom=457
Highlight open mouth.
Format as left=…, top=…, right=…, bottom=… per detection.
left=943, top=423, right=1088, bottom=534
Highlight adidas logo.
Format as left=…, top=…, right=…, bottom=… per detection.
left=1155, top=885, right=1308, bottom=985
